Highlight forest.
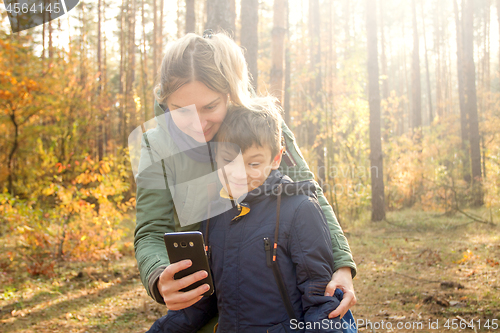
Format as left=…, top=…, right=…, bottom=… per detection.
left=1, top=0, right=499, bottom=332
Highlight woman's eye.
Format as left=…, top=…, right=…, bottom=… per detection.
left=249, top=163, right=260, bottom=167
left=223, top=158, right=233, bottom=163
left=205, top=104, right=218, bottom=110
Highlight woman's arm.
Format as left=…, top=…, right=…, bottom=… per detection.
left=135, top=130, right=177, bottom=302
left=135, top=130, right=208, bottom=306
left=279, top=121, right=357, bottom=276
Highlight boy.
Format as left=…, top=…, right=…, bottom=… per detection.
left=149, top=97, right=345, bottom=333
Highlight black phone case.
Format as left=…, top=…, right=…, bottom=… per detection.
left=164, top=231, right=214, bottom=297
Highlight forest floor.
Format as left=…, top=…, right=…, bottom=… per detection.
left=1, top=209, right=499, bottom=333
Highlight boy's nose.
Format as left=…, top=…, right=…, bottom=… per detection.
left=231, top=165, right=247, bottom=180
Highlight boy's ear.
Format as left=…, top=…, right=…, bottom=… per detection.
left=271, top=147, right=286, bottom=170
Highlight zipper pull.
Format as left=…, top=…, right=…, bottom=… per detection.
left=264, top=237, right=272, bottom=267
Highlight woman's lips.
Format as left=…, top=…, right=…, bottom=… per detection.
left=192, top=127, right=212, bottom=136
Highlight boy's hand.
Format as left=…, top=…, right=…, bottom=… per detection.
left=157, top=260, right=210, bottom=310
left=324, top=267, right=356, bottom=319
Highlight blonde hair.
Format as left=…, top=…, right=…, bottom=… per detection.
left=216, top=96, right=283, bottom=159
left=154, top=32, right=252, bottom=109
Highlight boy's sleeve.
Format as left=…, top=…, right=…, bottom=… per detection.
left=147, top=293, right=218, bottom=333
left=279, top=121, right=356, bottom=278
left=289, top=198, right=343, bottom=333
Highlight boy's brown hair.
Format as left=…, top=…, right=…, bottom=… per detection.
left=215, top=96, right=283, bottom=159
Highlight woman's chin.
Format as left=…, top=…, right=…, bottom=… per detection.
left=190, top=133, right=211, bottom=143
left=189, top=131, right=215, bottom=143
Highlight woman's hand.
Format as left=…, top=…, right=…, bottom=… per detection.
left=157, top=259, right=211, bottom=310
left=325, top=267, right=357, bottom=319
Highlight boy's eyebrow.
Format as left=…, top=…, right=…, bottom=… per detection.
left=171, top=97, right=221, bottom=110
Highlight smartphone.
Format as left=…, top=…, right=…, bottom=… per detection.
left=163, top=231, right=214, bottom=297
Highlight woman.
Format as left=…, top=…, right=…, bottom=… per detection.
left=134, top=32, right=357, bottom=331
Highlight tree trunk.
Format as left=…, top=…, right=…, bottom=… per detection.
left=402, top=15, right=410, bottom=133
left=498, top=0, right=500, bottom=78
left=283, top=0, right=291, bottom=125
left=411, top=0, right=421, bottom=130
left=142, top=0, right=149, bottom=121
left=434, top=0, right=443, bottom=118
left=186, top=0, right=196, bottom=33
left=240, top=0, right=259, bottom=90
left=270, top=0, right=286, bottom=102
left=379, top=0, right=389, bottom=101
left=329, top=0, right=337, bottom=83
left=153, top=0, right=158, bottom=80
left=379, top=0, right=390, bottom=140
left=419, top=0, right=433, bottom=124
left=103, top=0, right=108, bottom=155
left=343, top=0, right=351, bottom=56
left=482, top=2, right=490, bottom=94
left=177, top=0, right=182, bottom=38
left=309, top=0, right=322, bottom=107
left=159, top=0, right=164, bottom=58
left=42, top=0, right=45, bottom=60
left=463, top=0, right=483, bottom=206
left=97, top=0, right=104, bottom=160
left=7, top=111, right=18, bottom=195
left=98, top=0, right=102, bottom=91
left=453, top=0, right=470, bottom=182
left=48, top=11, right=53, bottom=59
left=366, top=0, right=386, bottom=221
left=229, top=0, right=236, bottom=34
left=79, top=2, right=87, bottom=84
left=125, top=0, right=136, bottom=147
left=206, top=0, right=233, bottom=34
left=308, top=0, right=324, bottom=186
left=119, top=0, right=126, bottom=149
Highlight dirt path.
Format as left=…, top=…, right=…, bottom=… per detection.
left=1, top=210, right=499, bottom=332
left=350, top=210, right=499, bottom=332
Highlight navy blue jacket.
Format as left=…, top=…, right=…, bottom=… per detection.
left=148, top=170, right=343, bottom=333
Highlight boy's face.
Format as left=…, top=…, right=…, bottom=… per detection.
left=216, top=144, right=283, bottom=199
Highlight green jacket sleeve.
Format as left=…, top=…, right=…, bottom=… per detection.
left=279, top=121, right=357, bottom=278
left=134, top=131, right=175, bottom=302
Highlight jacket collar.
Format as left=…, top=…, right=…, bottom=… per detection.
left=224, top=170, right=317, bottom=205
left=215, top=170, right=318, bottom=221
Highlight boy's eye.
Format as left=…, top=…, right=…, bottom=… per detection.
left=205, top=104, right=217, bottom=110
left=223, top=158, right=233, bottom=164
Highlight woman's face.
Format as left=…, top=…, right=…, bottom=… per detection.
left=166, top=81, right=228, bottom=143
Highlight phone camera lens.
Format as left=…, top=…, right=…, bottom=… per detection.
left=189, top=242, right=194, bottom=247
left=173, top=242, right=178, bottom=248
left=180, top=241, right=187, bottom=248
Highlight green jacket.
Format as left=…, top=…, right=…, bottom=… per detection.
left=134, top=101, right=356, bottom=304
